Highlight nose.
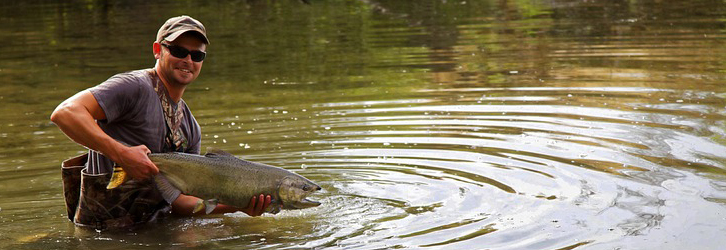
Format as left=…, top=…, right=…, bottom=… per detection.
left=182, top=54, right=194, bottom=63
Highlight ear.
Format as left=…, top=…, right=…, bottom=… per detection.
left=153, top=42, right=162, bottom=59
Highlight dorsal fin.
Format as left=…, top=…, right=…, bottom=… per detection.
left=204, top=147, right=235, bottom=158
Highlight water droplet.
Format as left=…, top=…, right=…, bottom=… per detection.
left=301, top=164, right=307, bottom=169
left=325, top=127, right=331, bottom=130
left=222, top=139, right=227, bottom=143
left=383, top=142, right=390, bottom=146
left=213, top=135, right=219, bottom=138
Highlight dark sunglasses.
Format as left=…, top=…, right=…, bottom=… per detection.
left=161, top=43, right=206, bottom=62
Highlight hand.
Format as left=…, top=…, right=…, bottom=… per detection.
left=112, top=144, right=159, bottom=180
left=240, top=194, right=272, bottom=217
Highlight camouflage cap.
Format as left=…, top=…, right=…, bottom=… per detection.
left=156, top=15, right=209, bottom=44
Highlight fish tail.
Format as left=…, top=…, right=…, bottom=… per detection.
left=106, top=165, right=128, bottom=189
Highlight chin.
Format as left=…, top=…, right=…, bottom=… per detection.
left=174, top=74, right=197, bottom=85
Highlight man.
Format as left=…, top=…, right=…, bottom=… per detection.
left=51, top=15, right=270, bottom=229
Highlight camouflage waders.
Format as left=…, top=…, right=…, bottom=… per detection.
left=61, top=153, right=169, bottom=230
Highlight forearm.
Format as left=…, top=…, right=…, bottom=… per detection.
left=51, top=101, right=124, bottom=161
left=52, top=106, right=115, bottom=153
left=50, top=90, right=128, bottom=161
left=171, top=194, right=240, bottom=216
left=52, top=90, right=158, bottom=179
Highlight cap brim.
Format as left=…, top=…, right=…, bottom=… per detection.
left=163, top=29, right=210, bottom=44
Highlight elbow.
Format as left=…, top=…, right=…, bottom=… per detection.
left=50, top=102, right=73, bottom=125
left=50, top=108, right=62, bottom=124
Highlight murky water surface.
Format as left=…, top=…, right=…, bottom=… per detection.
left=3, top=0, right=726, bottom=249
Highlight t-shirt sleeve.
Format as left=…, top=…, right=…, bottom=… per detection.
left=88, top=73, right=143, bottom=123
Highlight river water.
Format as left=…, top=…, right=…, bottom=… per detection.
left=2, top=0, right=726, bottom=249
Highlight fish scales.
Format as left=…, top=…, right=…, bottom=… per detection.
left=107, top=149, right=321, bottom=214
left=150, top=152, right=294, bottom=209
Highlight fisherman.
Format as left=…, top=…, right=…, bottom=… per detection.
left=50, top=15, right=272, bottom=229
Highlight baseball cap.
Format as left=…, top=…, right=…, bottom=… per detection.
left=156, top=15, right=210, bottom=44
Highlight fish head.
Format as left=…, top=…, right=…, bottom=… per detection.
left=278, top=176, right=322, bottom=209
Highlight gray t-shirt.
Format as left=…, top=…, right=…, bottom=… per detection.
left=86, top=68, right=201, bottom=203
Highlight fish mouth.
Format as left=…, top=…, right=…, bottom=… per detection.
left=298, top=198, right=321, bottom=208
left=298, top=185, right=322, bottom=208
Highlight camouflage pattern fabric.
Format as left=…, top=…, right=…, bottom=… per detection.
left=61, top=153, right=86, bottom=221
left=61, top=154, right=170, bottom=230
left=149, top=69, right=187, bottom=152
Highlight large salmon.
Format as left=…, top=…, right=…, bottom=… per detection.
left=107, top=149, right=321, bottom=214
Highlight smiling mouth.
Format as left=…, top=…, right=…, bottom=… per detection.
left=178, top=68, right=192, bottom=74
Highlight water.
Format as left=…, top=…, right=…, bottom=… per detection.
left=2, top=0, right=726, bottom=249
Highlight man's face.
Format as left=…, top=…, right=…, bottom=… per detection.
left=155, top=33, right=207, bottom=87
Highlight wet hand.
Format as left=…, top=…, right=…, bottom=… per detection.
left=114, top=145, right=159, bottom=179
left=241, top=194, right=272, bottom=217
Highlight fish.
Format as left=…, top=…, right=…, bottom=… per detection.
left=107, top=149, right=321, bottom=214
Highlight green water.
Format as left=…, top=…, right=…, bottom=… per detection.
left=3, top=0, right=726, bottom=249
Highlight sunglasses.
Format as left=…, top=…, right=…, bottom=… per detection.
left=161, top=43, right=206, bottom=62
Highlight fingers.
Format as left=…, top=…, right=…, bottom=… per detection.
left=148, top=160, right=160, bottom=175
left=118, top=145, right=159, bottom=179
left=248, top=195, right=257, bottom=212
left=138, top=146, right=159, bottom=175
left=264, top=195, right=272, bottom=209
left=244, top=194, right=272, bottom=217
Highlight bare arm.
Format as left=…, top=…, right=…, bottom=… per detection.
left=50, top=90, right=159, bottom=179
left=171, top=194, right=272, bottom=217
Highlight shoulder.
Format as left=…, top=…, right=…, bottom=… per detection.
left=88, top=69, right=156, bottom=121
left=90, top=69, right=154, bottom=99
left=104, top=69, right=154, bottom=89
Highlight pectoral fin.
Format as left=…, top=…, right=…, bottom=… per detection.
left=204, top=199, right=219, bottom=214
left=266, top=203, right=282, bottom=215
left=106, top=165, right=128, bottom=189
left=193, top=199, right=205, bottom=214
left=192, top=199, right=219, bottom=214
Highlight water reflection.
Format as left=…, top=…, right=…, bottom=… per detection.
left=3, top=0, right=726, bottom=249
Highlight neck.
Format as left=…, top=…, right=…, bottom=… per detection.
left=154, top=66, right=185, bottom=103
